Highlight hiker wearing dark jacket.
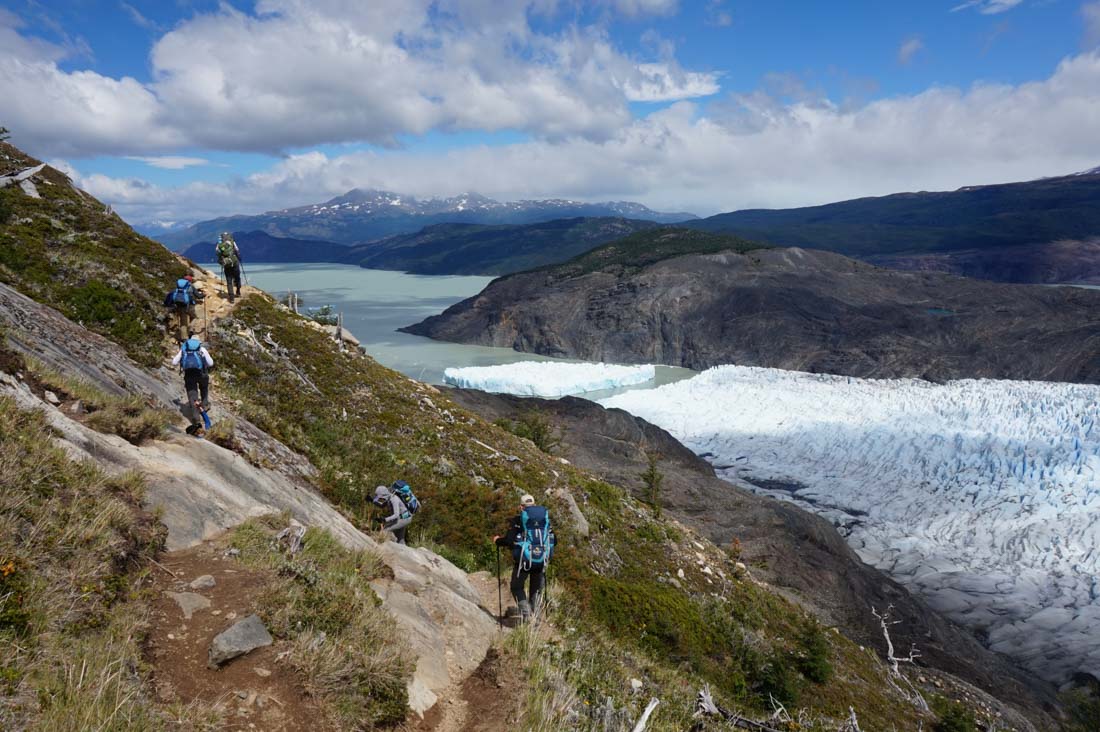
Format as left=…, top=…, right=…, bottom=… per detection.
left=163, top=275, right=204, bottom=342
left=494, top=494, right=555, bottom=621
left=171, top=336, right=213, bottom=436
left=373, top=485, right=412, bottom=544
left=216, top=233, right=243, bottom=302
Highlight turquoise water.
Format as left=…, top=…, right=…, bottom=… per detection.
left=229, top=263, right=695, bottom=396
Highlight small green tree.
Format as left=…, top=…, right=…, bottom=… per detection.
left=0, top=126, right=9, bottom=142
left=494, top=412, right=562, bottom=454
left=641, top=451, right=664, bottom=518
left=796, top=621, right=833, bottom=684
left=933, top=702, right=977, bottom=732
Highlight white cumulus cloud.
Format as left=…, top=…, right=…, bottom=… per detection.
left=78, top=51, right=1100, bottom=226
left=1084, top=1, right=1100, bottom=47
left=0, top=0, right=716, bottom=158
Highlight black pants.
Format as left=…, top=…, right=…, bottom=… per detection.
left=223, top=263, right=241, bottom=300
left=510, top=562, right=545, bottom=606
left=183, top=369, right=210, bottom=426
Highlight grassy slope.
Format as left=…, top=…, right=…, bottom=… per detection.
left=0, top=143, right=187, bottom=366
left=687, top=174, right=1100, bottom=257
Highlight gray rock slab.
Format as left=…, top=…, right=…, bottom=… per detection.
left=189, top=574, right=217, bottom=590
left=208, top=614, right=273, bottom=668
left=166, top=591, right=211, bottom=620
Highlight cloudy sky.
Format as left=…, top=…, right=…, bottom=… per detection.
left=4, top=0, right=1100, bottom=226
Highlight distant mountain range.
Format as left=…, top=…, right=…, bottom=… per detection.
left=684, top=168, right=1100, bottom=284
left=156, top=188, right=697, bottom=250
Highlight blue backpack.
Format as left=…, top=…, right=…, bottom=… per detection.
left=391, top=480, right=420, bottom=515
left=179, top=338, right=205, bottom=371
left=518, top=505, right=553, bottom=570
left=172, top=278, right=193, bottom=306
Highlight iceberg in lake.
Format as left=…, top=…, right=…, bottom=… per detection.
left=601, top=365, right=1100, bottom=683
left=443, top=361, right=655, bottom=398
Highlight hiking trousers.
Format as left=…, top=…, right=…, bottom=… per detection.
left=385, top=515, right=411, bottom=545
left=222, top=263, right=241, bottom=301
left=183, top=369, right=210, bottom=427
left=510, top=562, right=545, bottom=607
left=172, top=304, right=194, bottom=342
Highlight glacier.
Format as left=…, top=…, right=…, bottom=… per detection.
left=600, top=365, right=1100, bottom=683
left=443, top=361, right=655, bottom=398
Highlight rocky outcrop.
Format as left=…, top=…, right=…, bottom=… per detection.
left=405, top=243, right=1100, bottom=383
left=446, top=387, right=1060, bottom=726
left=0, top=281, right=497, bottom=718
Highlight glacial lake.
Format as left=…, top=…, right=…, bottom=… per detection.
left=228, top=263, right=695, bottom=398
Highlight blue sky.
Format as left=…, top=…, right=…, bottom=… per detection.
left=3, top=0, right=1100, bottom=223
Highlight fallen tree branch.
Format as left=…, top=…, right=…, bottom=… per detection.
left=631, top=698, right=660, bottom=731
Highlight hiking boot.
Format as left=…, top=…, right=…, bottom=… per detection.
left=518, top=600, right=531, bottom=623
left=185, top=424, right=201, bottom=436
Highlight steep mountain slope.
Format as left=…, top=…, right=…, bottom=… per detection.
left=404, top=228, right=1100, bottom=383
left=337, top=217, right=660, bottom=275
left=685, top=170, right=1100, bottom=283
left=0, top=143, right=1070, bottom=730
left=156, top=188, right=696, bottom=249
left=181, top=229, right=349, bottom=264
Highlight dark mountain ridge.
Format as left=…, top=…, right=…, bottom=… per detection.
left=686, top=169, right=1100, bottom=283
left=403, top=228, right=1100, bottom=383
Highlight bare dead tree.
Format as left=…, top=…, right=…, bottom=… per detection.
left=693, top=686, right=785, bottom=732
left=872, top=605, right=930, bottom=712
left=631, top=698, right=660, bottom=732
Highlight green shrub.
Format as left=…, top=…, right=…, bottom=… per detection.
left=933, top=701, right=978, bottom=732
left=640, top=451, right=664, bottom=518
left=756, top=653, right=800, bottom=708
left=796, top=622, right=833, bottom=684
left=495, top=412, right=562, bottom=454
left=1063, top=688, right=1100, bottom=732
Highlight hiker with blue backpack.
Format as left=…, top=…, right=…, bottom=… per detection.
left=494, top=494, right=555, bottom=623
left=373, top=480, right=420, bottom=544
left=163, top=275, right=205, bottom=342
left=171, top=336, right=214, bottom=437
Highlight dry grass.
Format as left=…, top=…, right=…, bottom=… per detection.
left=0, top=395, right=217, bottom=730
left=21, top=356, right=174, bottom=445
left=227, top=517, right=412, bottom=729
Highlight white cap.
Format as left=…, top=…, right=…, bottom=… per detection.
left=520, top=494, right=535, bottom=506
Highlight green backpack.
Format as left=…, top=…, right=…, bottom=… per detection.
left=217, top=239, right=238, bottom=268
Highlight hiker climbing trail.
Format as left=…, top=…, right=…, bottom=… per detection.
left=177, top=261, right=261, bottom=339
left=147, top=540, right=328, bottom=732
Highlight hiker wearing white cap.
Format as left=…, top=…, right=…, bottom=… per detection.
left=493, top=493, right=555, bottom=622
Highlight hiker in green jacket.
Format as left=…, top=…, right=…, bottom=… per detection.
left=216, top=232, right=243, bottom=302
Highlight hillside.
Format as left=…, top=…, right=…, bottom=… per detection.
left=338, top=217, right=661, bottom=275
left=403, top=228, right=1100, bottom=383
left=155, top=188, right=696, bottom=250
left=685, top=170, right=1100, bottom=284
left=180, top=230, right=349, bottom=264
left=0, top=143, right=1075, bottom=730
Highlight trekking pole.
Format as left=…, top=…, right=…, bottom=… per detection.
left=496, top=545, right=504, bottom=630
left=239, top=260, right=250, bottom=287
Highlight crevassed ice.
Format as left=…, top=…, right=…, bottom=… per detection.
left=601, top=365, right=1100, bottom=683
left=443, top=361, right=655, bottom=398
